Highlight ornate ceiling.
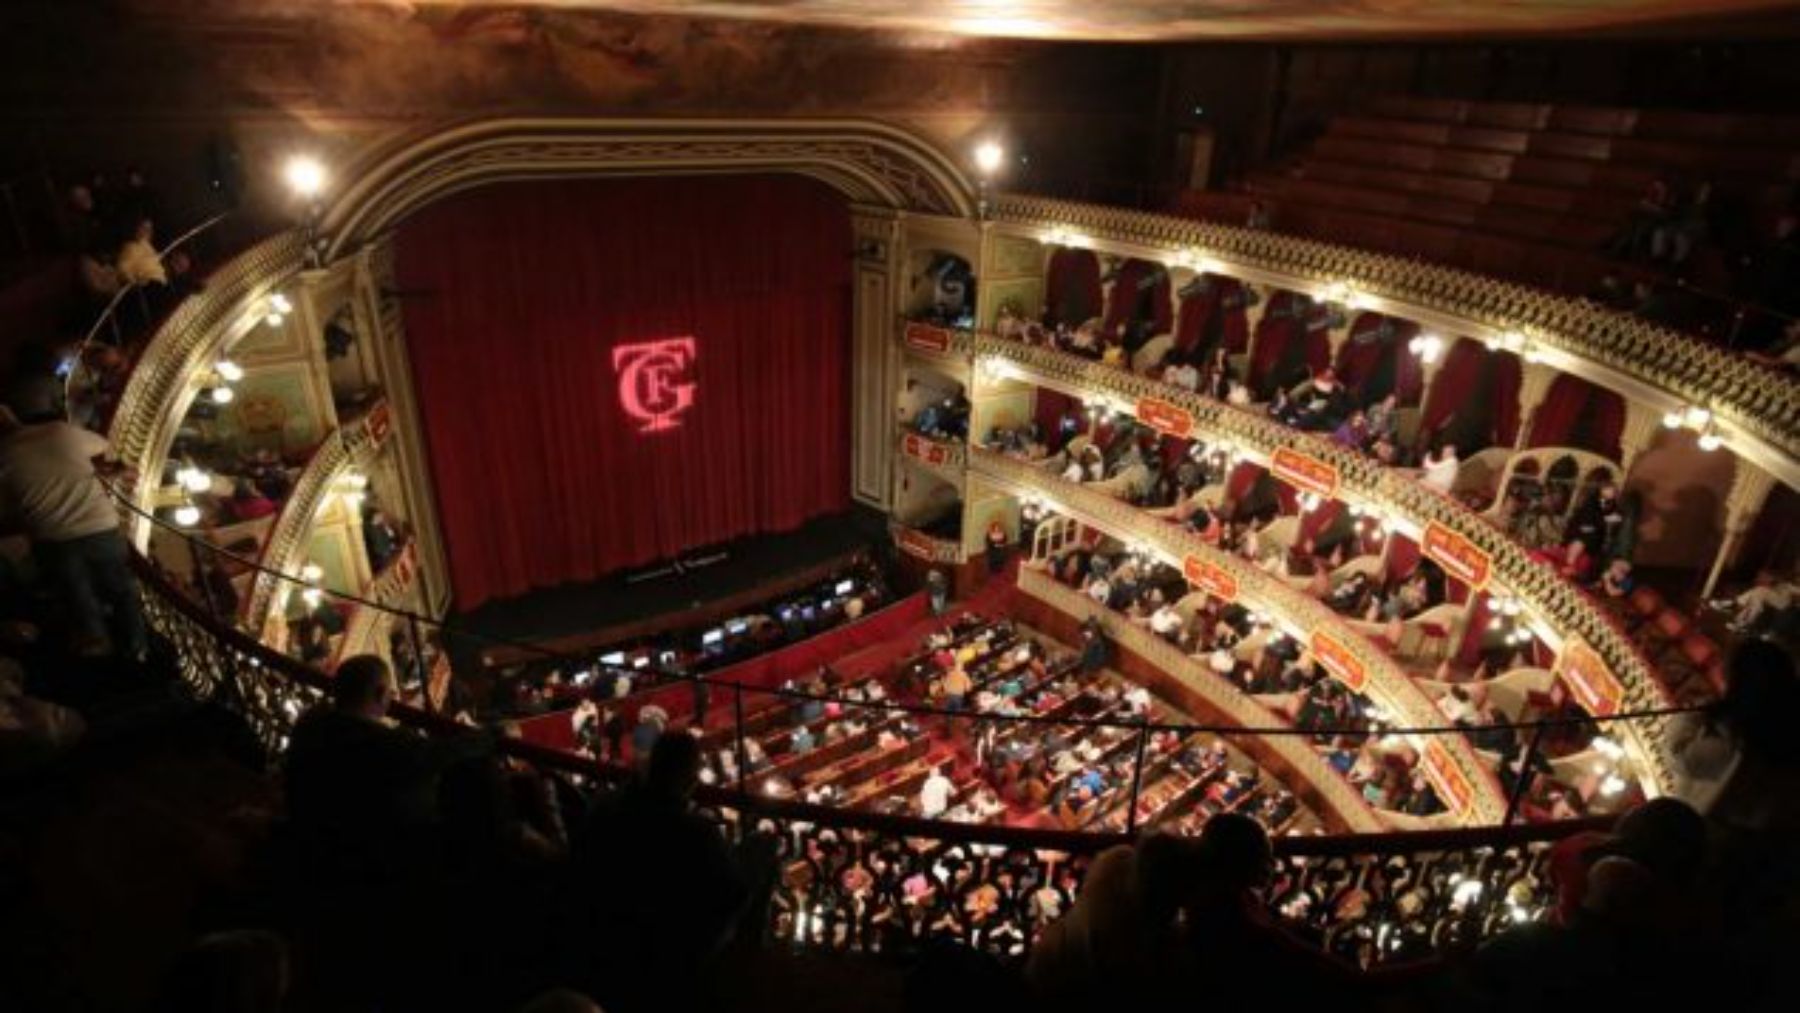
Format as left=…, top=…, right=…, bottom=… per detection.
left=367, top=1, right=1796, bottom=41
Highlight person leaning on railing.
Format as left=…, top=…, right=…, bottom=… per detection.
left=0, top=404, right=146, bottom=660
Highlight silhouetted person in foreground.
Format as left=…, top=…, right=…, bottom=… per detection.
left=1177, top=814, right=1368, bottom=1009
left=284, top=654, right=489, bottom=887
left=569, top=731, right=774, bottom=1011
left=1025, top=831, right=1199, bottom=1009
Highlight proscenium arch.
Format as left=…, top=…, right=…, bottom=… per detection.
left=319, top=117, right=980, bottom=260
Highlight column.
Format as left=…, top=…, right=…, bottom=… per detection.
left=850, top=209, right=903, bottom=510
left=1512, top=361, right=1557, bottom=450
left=1702, top=460, right=1776, bottom=600
left=1616, top=399, right=1663, bottom=477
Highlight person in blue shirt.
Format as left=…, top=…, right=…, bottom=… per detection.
left=789, top=724, right=816, bottom=754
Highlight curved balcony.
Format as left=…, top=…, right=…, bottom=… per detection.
left=991, top=193, right=1799, bottom=489
left=895, top=429, right=967, bottom=488
left=960, top=333, right=1674, bottom=794
left=336, top=538, right=419, bottom=661
left=128, top=548, right=1594, bottom=966
left=107, top=231, right=309, bottom=543
left=243, top=396, right=393, bottom=635
left=971, top=447, right=1508, bottom=825
left=888, top=519, right=965, bottom=564
left=1017, top=566, right=1385, bottom=833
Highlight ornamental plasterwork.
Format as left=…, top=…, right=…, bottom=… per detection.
left=322, top=119, right=979, bottom=260
left=993, top=193, right=1800, bottom=490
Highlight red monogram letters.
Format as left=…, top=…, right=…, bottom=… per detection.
left=612, top=337, right=698, bottom=433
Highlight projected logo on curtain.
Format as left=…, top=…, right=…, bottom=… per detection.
left=612, top=337, right=697, bottom=433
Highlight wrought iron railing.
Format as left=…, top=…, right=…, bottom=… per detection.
left=131, top=542, right=1611, bottom=966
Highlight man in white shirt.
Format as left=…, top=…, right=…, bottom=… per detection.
left=919, top=766, right=954, bottom=817
left=0, top=409, right=145, bottom=658
left=1149, top=604, right=1184, bottom=638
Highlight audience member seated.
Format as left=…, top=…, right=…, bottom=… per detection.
left=570, top=731, right=775, bottom=1009
left=284, top=655, right=488, bottom=872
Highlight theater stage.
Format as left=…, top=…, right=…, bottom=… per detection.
left=441, top=506, right=893, bottom=672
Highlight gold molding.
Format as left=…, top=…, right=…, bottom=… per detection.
left=321, top=117, right=979, bottom=261
left=991, top=193, right=1800, bottom=491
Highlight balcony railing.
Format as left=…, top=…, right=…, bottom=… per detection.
left=128, top=536, right=1614, bottom=967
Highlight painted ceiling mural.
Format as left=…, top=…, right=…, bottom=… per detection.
left=270, top=0, right=1796, bottom=41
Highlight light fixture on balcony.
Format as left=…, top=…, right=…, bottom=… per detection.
left=1684, top=405, right=1712, bottom=429
left=301, top=563, right=324, bottom=583
left=1407, top=332, right=1444, bottom=365
left=271, top=293, right=293, bottom=315
left=1500, top=331, right=1526, bottom=353
left=216, top=359, right=244, bottom=383
left=208, top=386, right=235, bottom=405
left=973, top=139, right=1005, bottom=178
left=178, top=465, right=211, bottom=494
left=284, top=156, right=327, bottom=200
left=1697, top=426, right=1724, bottom=452
left=173, top=502, right=201, bottom=527
left=1662, top=409, right=1685, bottom=429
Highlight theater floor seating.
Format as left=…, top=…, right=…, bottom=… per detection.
left=1178, top=97, right=1800, bottom=297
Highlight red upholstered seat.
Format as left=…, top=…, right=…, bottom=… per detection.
left=1651, top=608, right=1691, bottom=642
left=1629, top=586, right=1664, bottom=620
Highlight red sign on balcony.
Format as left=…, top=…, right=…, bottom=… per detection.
left=1136, top=397, right=1195, bottom=439
left=1271, top=447, right=1340, bottom=500
left=365, top=400, right=392, bottom=445
left=1556, top=637, right=1624, bottom=717
left=1310, top=629, right=1366, bottom=691
left=1182, top=555, right=1237, bottom=601
left=1422, top=521, right=1491, bottom=591
left=902, top=432, right=951, bottom=466
left=1423, top=740, right=1475, bottom=815
left=903, top=321, right=953, bottom=353
left=896, top=527, right=940, bottom=560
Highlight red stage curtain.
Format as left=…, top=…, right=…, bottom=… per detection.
left=1386, top=533, right=1421, bottom=582
left=1578, top=387, right=1626, bottom=461
left=1034, top=390, right=1085, bottom=452
left=1527, top=374, right=1591, bottom=450
left=1248, top=291, right=1305, bottom=396
left=1457, top=591, right=1495, bottom=667
left=1335, top=314, right=1424, bottom=405
left=1173, top=277, right=1221, bottom=356
left=1225, top=462, right=1265, bottom=502
left=1333, top=313, right=1391, bottom=394
left=1102, top=259, right=1174, bottom=341
left=1423, top=337, right=1521, bottom=449
left=395, top=176, right=852, bottom=608
left=1299, top=500, right=1344, bottom=545
left=1489, top=351, right=1523, bottom=447
left=1045, top=249, right=1103, bottom=326
left=1221, top=280, right=1251, bottom=354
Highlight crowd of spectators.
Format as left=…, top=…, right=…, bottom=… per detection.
left=1598, top=177, right=1800, bottom=357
